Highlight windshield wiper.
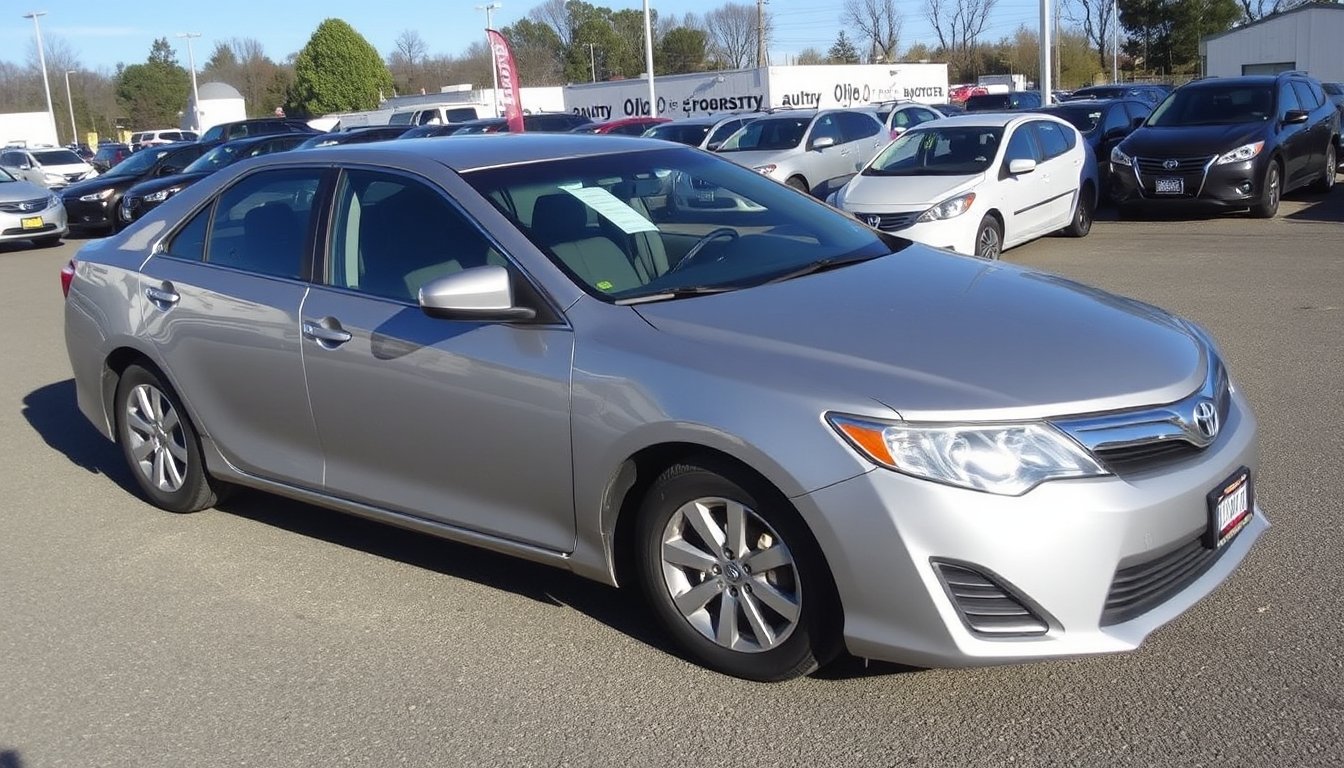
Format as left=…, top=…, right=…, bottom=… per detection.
left=762, top=254, right=879, bottom=285
left=615, top=285, right=739, bottom=305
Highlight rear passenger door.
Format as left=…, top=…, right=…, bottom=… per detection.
left=1028, top=120, right=1082, bottom=230
left=837, top=111, right=885, bottom=173
left=299, top=167, right=577, bottom=550
left=138, top=167, right=328, bottom=487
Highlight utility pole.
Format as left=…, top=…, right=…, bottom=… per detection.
left=1053, top=1, right=1061, bottom=88
left=23, top=11, right=58, bottom=145
left=586, top=43, right=597, bottom=82
left=642, top=0, right=656, bottom=116
left=1112, top=0, right=1119, bottom=82
left=476, top=3, right=502, bottom=117
left=756, top=0, right=767, bottom=67
left=63, top=69, right=77, bottom=147
left=1039, top=0, right=1052, bottom=104
left=177, top=33, right=201, bottom=132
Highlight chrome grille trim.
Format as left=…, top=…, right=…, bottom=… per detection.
left=1053, top=353, right=1230, bottom=473
left=1130, top=155, right=1218, bottom=198
left=0, top=197, right=50, bottom=213
left=852, top=211, right=919, bottom=231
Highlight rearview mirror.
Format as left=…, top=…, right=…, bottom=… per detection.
left=419, top=265, right=536, bottom=322
left=810, top=135, right=837, bottom=151
left=1008, top=158, right=1037, bottom=175
left=1283, top=109, right=1310, bottom=125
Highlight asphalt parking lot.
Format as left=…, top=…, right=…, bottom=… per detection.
left=2, top=190, right=1341, bottom=767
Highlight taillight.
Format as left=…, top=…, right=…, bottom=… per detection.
left=60, top=258, right=76, bottom=298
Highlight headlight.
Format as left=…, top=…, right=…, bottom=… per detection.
left=916, top=192, right=976, bottom=222
left=1109, top=145, right=1132, bottom=166
left=1215, top=141, right=1264, bottom=165
left=144, top=188, right=178, bottom=203
left=827, top=414, right=1107, bottom=495
left=825, top=188, right=843, bottom=207
left=753, top=164, right=777, bottom=175
left=79, top=188, right=114, bottom=202
left=47, top=193, right=61, bottom=208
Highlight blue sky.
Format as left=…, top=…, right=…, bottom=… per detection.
left=2, top=0, right=1051, bottom=73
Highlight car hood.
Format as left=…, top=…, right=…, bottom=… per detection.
left=716, top=148, right=799, bottom=168
left=125, top=171, right=212, bottom=198
left=1121, top=123, right=1265, bottom=158
left=0, top=180, right=52, bottom=203
left=841, top=172, right=983, bottom=208
left=631, top=247, right=1206, bottom=420
left=61, top=175, right=138, bottom=198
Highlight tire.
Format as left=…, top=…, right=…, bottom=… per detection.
left=1249, top=160, right=1281, bottom=218
left=1062, top=187, right=1094, bottom=238
left=114, top=364, right=220, bottom=513
left=973, top=214, right=1003, bottom=260
left=1309, top=143, right=1336, bottom=193
left=785, top=176, right=810, bottom=195
left=634, top=460, right=841, bottom=682
left=32, top=234, right=62, bottom=248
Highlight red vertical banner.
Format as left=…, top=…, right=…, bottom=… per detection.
left=486, top=29, right=524, bottom=133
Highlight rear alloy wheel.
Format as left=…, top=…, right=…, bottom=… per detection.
left=1250, top=161, right=1281, bottom=218
left=635, top=461, right=840, bottom=681
left=115, top=365, right=220, bottom=513
left=1310, top=144, right=1336, bottom=193
left=1062, top=189, right=1094, bottom=238
left=785, top=176, right=809, bottom=194
left=974, top=215, right=1003, bottom=259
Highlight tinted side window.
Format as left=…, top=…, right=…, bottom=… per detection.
left=837, top=112, right=881, bottom=143
left=206, top=168, right=322, bottom=279
left=1004, top=126, right=1040, bottom=163
left=165, top=206, right=211, bottom=261
left=1, top=151, right=25, bottom=166
left=1290, top=81, right=1320, bottom=110
left=327, top=170, right=500, bottom=303
left=707, top=119, right=744, bottom=146
left=1032, top=121, right=1070, bottom=159
left=910, top=108, right=939, bottom=125
left=1102, top=104, right=1129, bottom=134
left=1124, top=102, right=1152, bottom=125
left=1279, top=83, right=1302, bottom=114
left=809, top=115, right=842, bottom=147
left=200, top=125, right=223, bottom=143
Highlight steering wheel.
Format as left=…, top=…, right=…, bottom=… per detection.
left=669, top=228, right=739, bottom=273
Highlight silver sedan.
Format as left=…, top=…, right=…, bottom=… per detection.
left=0, top=167, right=66, bottom=246
left=62, top=135, right=1266, bottom=681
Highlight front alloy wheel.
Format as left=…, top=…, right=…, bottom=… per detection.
left=974, top=215, right=1003, bottom=259
left=635, top=461, right=840, bottom=681
left=1311, top=144, right=1336, bottom=193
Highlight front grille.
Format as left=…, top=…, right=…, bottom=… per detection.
left=854, top=211, right=918, bottom=231
left=0, top=197, right=49, bottom=214
left=933, top=561, right=1049, bottom=636
left=1095, top=439, right=1203, bottom=473
left=1133, top=155, right=1216, bottom=198
left=1102, top=536, right=1225, bottom=625
left=1135, top=156, right=1214, bottom=174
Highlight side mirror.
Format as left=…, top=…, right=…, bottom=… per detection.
left=419, top=265, right=536, bottom=322
left=1008, top=158, right=1037, bottom=175
left=20, top=162, right=33, bottom=171
left=158, top=165, right=180, bottom=177
left=810, top=135, right=837, bottom=151
left=1283, top=109, right=1310, bottom=125
left=706, top=141, right=722, bottom=151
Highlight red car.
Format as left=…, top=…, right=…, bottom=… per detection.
left=570, top=117, right=671, bottom=136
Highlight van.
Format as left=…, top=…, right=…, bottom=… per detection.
left=388, top=105, right=483, bottom=127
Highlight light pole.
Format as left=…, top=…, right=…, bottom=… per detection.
left=63, top=69, right=77, bottom=147
left=1112, top=0, right=1120, bottom=82
left=476, top=3, right=502, bottom=117
left=586, top=43, right=597, bottom=83
left=642, top=0, right=656, bottom=116
left=1038, top=0, right=1052, bottom=104
left=23, top=11, right=58, bottom=145
left=177, top=33, right=202, bottom=131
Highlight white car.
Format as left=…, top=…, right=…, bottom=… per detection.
left=128, top=129, right=199, bottom=151
left=829, top=113, right=1097, bottom=259
left=0, top=147, right=99, bottom=190
left=716, top=108, right=887, bottom=197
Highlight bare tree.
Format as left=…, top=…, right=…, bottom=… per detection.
left=794, top=47, right=826, bottom=65
left=1066, top=0, right=1116, bottom=73
left=529, top=0, right=575, bottom=47
left=394, top=30, right=428, bottom=65
left=706, top=2, right=770, bottom=68
left=925, top=0, right=999, bottom=52
left=843, top=0, right=903, bottom=63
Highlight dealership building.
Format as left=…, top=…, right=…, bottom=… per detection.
left=1201, top=2, right=1344, bottom=82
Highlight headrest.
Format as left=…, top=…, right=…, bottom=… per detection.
left=531, top=193, right=591, bottom=244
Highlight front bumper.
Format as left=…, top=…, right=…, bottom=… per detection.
left=1111, top=157, right=1266, bottom=209
left=846, top=207, right=979, bottom=255
left=795, top=389, right=1266, bottom=667
left=62, top=197, right=117, bottom=230
left=0, top=203, right=68, bottom=242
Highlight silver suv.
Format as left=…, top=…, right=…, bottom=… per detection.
left=716, top=108, right=887, bottom=196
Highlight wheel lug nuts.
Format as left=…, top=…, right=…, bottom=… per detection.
left=729, top=587, right=737, bottom=596
left=711, top=565, right=720, bottom=575
left=743, top=584, right=752, bottom=593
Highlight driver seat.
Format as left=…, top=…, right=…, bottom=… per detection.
left=530, top=193, right=643, bottom=293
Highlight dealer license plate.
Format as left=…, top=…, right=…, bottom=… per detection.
left=21, top=216, right=43, bottom=230
left=1155, top=177, right=1184, bottom=195
left=1205, top=468, right=1252, bottom=549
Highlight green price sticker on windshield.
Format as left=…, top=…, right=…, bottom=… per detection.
left=597, top=280, right=614, bottom=291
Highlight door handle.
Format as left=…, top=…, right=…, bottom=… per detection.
left=302, top=319, right=353, bottom=346
left=145, top=284, right=179, bottom=309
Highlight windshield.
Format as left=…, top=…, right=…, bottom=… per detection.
left=184, top=143, right=248, bottom=173
left=462, top=147, right=904, bottom=302
left=453, top=122, right=504, bottom=135
left=33, top=149, right=83, bottom=166
left=1147, top=85, right=1274, bottom=126
left=644, top=123, right=712, bottom=145
left=717, top=117, right=808, bottom=152
left=104, top=147, right=169, bottom=177
left=1044, top=107, right=1103, bottom=134
left=864, top=126, right=1002, bottom=176
left=1323, top=82, right=1342, bottom=96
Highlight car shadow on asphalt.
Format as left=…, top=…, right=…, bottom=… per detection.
left=23, top=378, right=916, bottom=681
left=1283, top=187, right=1344, bottom=222
left=0, top=750, right=25, bottom=768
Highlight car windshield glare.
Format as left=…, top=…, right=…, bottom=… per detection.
left=717, top=118, right=808, bottom=151
left=1148, top=86, right=1275, bottom=126
left=33, top=150, right=83, bottom=165
left=1050, top=108, right=1103, bottom=133
left=184, top=145, right=241, bottom=173
left=865, top=126, right=1003, bottom=176
left=645, top=124, right=712, bottom=145
left=462, top=147, right=903, bottom=302
left=105, top=148, right=167, bottom=177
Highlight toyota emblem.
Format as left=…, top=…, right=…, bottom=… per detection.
left=1193, top=400, right=1220, bottom=440
left=865, top=215, right=882, bottom=228
left=1163, top=159, right=1180, bottom=170
left=18, top=202, right=34, bottom=212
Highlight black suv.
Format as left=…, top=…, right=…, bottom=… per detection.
left=1110, top=72, right=1339, bottom=217
left=197, top=118, right=319, bottom=145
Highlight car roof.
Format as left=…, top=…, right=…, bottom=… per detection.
left=1040, top=98, right=1128, bottom=109
left=1183, top=76, right=1279, bottom=88
left=922, top=112, right=1045, bottom=128
left=216, top=133, right=304, bottom=150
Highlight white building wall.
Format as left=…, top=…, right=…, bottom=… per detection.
left=1205, top=7, right=1344, bottom=82
left=0, top=112, right=59, bottom=147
